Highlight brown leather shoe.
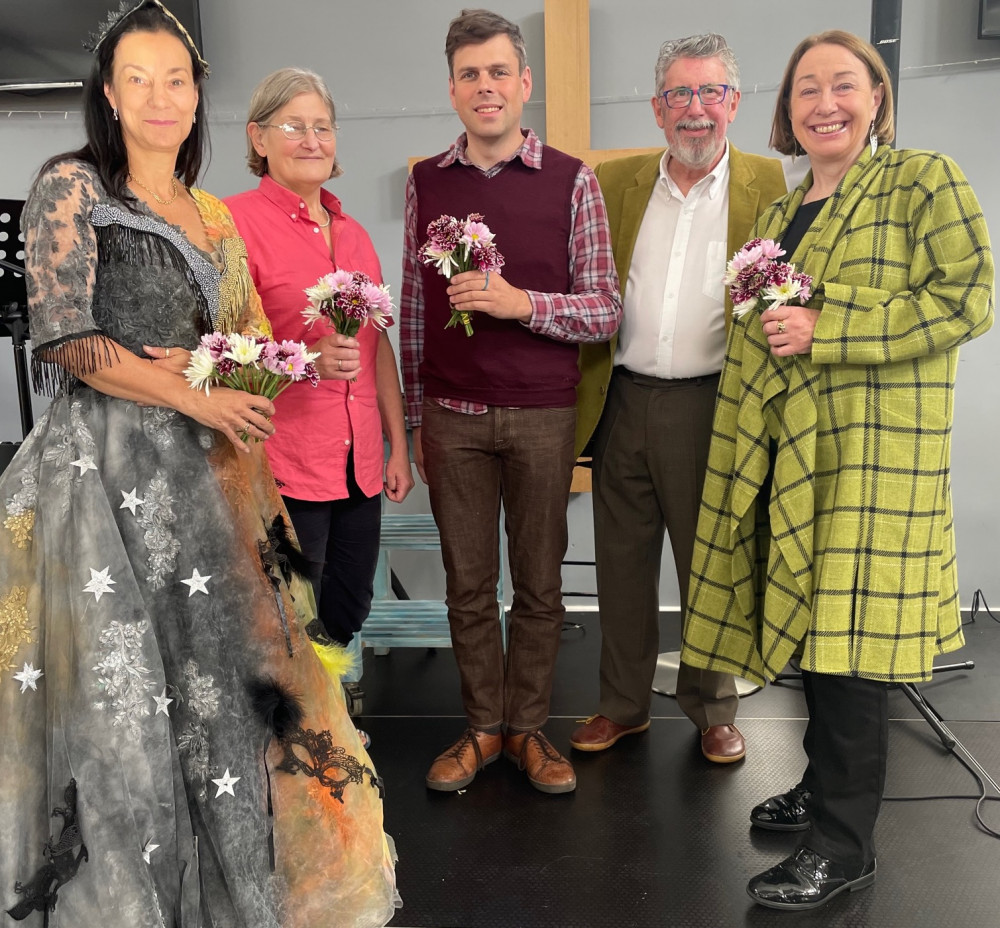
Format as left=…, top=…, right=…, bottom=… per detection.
left=504, top=729, right=577, bottom=794
left=569, top=714, right=651, bottom=752
left=426, top=728, right=502, bottom=791
left=701, top=724, right=746, bottom=763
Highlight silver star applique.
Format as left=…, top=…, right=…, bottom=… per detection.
left=71, top=455, right=98, bottom=475
left=83, top=566, right=116, bottom=602
left=13, top=662, right=44, bottom=693
left=153, top=687, right=174, bottom=716
left=180, top=568, right=211, bottom=597
left=211, top=769, right=240, bottom=798
left=120, top=488, right=144, bottom=515
left=142, top=839, right=160, bottom=864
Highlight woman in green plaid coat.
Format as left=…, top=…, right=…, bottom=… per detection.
left=680, top=31, right=994, bottom=911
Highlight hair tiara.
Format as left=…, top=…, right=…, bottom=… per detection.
left=84, top=0, right=210, bottom=74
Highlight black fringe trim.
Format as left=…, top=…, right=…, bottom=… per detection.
left=94, top=223, right=214, bottom=337
left=30, top=332, right=120, bottom=397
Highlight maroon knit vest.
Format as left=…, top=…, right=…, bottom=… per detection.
left=413, top=145, right=582, bottom=407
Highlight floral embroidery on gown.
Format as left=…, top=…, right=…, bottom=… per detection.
left=0, top=161, right=399, bottom=928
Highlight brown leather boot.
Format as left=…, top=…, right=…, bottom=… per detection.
left=504, top=729, right=576, bottom=794
left=426, top=728, right=502, bottom=791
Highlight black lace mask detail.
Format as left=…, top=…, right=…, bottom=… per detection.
left=6, top=779, right=89, bottom=924
left=276, top=726, right=385, bottom=804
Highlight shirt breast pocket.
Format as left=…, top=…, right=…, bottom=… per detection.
left=701, top=240, right=728, bottom=303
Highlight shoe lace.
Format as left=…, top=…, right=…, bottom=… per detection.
left=441, top=729, right=486, bottom=769
left=516, top=730, right=563, bottom=771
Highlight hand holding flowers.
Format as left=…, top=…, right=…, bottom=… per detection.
left=725, top=239, right=813, bottom=319
left=302, top=270, right=393, bottom=381
left=303, top=269, right=393, bottom=336
left=419, top=213, right=505, bottom=336
left=185, top=332, right=319, bottom=440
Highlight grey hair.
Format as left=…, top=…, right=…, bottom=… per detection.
left=654, top=34, right=740, bottom=95
left=245, top=67, right=342, bottom=178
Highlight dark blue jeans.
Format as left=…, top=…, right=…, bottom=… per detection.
left=282, top=458, right=381, bottom=646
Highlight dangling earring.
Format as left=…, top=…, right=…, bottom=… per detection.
left=869, top=119, right=878, bottom=157
left=192, top=113, right=197, bottom=125
left=113, top=107, right=119, bottom=121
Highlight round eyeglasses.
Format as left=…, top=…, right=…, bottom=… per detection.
left=260, top=122, right=338, bottom=141
left=660, top=84, right=730, bottom=108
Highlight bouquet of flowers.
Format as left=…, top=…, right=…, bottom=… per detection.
left=725, top=238, right=813, bottom=319
left=419, top=212, right=505, bottom=336
left=302, top=269, right=394, bottom=337
left=185, top=333, right=320, bottom=439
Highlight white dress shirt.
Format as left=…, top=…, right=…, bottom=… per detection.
left=614, top=144, right=731, bottom=379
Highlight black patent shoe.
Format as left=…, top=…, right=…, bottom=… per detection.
left=750, top=785, right=812, bottom=831
left=747, top=847, right=876, bottom=910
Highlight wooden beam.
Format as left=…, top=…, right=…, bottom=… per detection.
left=544, top=0, right=591, bottom=150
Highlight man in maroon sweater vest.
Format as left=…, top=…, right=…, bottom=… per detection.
left=400, top=8, right=621, bottom=795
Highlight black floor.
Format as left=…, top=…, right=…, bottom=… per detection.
left=358, top=610, right=1000, bottom=928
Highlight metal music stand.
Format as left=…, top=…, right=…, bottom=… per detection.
left=774, top=652, right=1000, bottom=798
left=0, top=199, right=33, bottom=441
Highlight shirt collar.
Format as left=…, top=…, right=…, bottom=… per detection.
left=258, top=172, right=343, bottom=223
left=437, top=128, right=543, bottom=172
left=659, top=140, right=731, bottom=200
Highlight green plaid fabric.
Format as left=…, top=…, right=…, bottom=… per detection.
left=681, top=146, right=994, bottom=685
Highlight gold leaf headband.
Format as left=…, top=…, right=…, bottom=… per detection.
left=85, top=0, right=210, bottom=75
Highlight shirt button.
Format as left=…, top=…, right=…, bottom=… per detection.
left=313, top=228, right=320, bottom=234
left=299, top=202, right=305, bottom=208
left=349, top=395, right=355, bottom=401
left=344, top=439, right=351, bottom=446
left=290, top=213, right=296, bottom=219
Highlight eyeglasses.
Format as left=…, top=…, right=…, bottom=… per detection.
left=259, top=122, right=338, bottom=141
left=660, top=84, right=730, bottom=108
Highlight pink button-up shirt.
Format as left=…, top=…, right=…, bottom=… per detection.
left=226, top=175, right=388, bottom=500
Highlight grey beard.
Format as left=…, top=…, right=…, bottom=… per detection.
left=670, top=133, right=723, bottom=171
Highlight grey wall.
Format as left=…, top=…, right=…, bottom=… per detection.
left=2, top=0, right=998, bottom=607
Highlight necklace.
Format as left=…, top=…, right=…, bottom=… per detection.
left=130, top=173, right=179, bottom=206
left=315, top=206, right=331, bottom=229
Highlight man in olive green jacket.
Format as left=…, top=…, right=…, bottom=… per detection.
left=571, top=34, right=786, bottom=762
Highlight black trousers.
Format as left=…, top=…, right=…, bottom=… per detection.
left=797, top=670, right=889, bottom=869
left=282, top=456, right=381, bottom=646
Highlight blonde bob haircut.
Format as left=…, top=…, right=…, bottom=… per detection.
left=769, top=29, right=895, bottom=156
left=245, top=67, right=343, bottom=178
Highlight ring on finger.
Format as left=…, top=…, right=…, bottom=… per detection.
left=338, top=359, right=343, bottom=371
left=482, top=271, right=490, bottom=291
left=165, top=347, right=171, bottom=358
left=776, top=320, right=787, bottom=334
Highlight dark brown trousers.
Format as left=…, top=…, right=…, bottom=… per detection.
left=592, top=368, right=738, bottom=729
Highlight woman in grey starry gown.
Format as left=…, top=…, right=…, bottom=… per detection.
left=0, top=3, right=398, bottom=926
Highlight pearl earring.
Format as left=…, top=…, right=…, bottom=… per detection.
left=113, top=107, right=119, bottom=121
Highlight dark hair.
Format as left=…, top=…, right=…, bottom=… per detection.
left=444, top=8, right=527, bottom=76
left=770, top=29, right=895, bottom=156
left=36, top=1, right=209, bottom=202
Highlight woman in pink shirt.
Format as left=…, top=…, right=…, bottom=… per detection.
left=227, top=68, right=413, bottom=651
